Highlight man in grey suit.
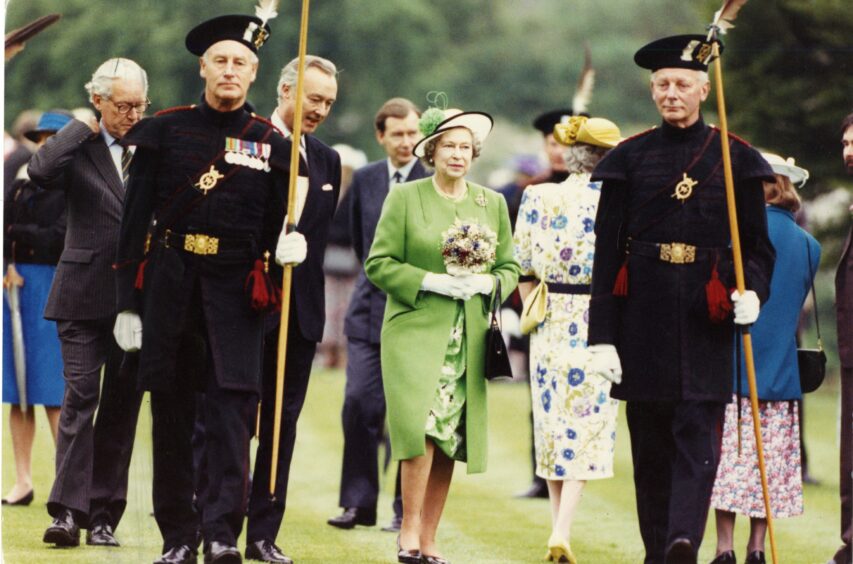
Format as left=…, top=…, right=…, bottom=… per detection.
left=29, top=58, right=148, bottom=548
left=327, top=98, right=428, bottom=532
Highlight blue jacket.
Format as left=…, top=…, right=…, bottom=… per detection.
left=736, top=205, right=821, bottom=400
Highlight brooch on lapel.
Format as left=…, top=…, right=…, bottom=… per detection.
left=475, top=193, right=488, bottom=207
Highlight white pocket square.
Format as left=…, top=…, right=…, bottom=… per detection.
left=322, top=183, right=333, bottom=192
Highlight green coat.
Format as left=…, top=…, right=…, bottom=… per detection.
left=365, top=177, right=520, bottom=473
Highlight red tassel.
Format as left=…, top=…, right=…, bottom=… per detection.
left=245, top=259, right=270, bottom=311
left=612, top=260, right=628, bottom=297
left=134, top=259, right=148, bottom=290
left=706, top=262, right=733, bottom=323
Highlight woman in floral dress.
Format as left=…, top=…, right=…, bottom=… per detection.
left=514, top=116, right=621, bottom=563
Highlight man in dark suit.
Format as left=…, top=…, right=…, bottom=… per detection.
left=114, top=14, right=299, bottom=564
left=830, top=112, right=853, bottom=564
left=28, top=58, right=148, bottom=549
left=588, top=35, right=775, bottom=564
left=244, top=54, right=342, bottom=564
left=325, top=98, right=427, bottom=533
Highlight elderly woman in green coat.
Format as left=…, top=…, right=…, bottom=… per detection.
left=366, top=107, right=520, bottom=564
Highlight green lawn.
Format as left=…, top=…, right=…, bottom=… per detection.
left=2, top=369, right=843, bottom=563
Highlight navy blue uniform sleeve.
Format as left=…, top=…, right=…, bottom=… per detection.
left=588, top=178, right=628, bottom=345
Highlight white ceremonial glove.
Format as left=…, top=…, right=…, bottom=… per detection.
left=457, top=274, right=495, bottom=297
left=113, top=311, right=143, bottom=352
left=587, top=344, right=623, bottom=384
left=421, top=272, right=469, bottom=300
left=501, top=307, right=521, bottom=339
left=730, top=289, right=760, bottom=325
left=275, top=229, right=307, bottom=266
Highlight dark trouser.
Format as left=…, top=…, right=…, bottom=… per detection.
left=151, top=312, right=257, bottom=552
left=246, top=319, right=316, bottom=544
left=835, top=367, right=853, bottom=564
left=49, top=318, right=142, bottom=528
left=338, top=337, right=402, bottom=515
left=626, top=400, right=725, bottom=564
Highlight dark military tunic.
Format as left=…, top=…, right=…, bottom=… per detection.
left=115, top=101, right=292, bottom=393
left=589, top=117, right=775, bottom=402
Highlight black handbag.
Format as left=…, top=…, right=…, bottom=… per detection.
left=798, top=242, right=826, bottom=394
left=484, top=278, right=513, bottom=381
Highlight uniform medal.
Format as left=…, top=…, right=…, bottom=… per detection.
left=195, top=165, right=224, bottom=195
left=225, top=137, right=271, bottom=172
left=672, top=172, right=698, bottom=202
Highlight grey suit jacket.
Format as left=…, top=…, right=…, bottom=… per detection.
left=342, top=159, right=429, bottom=344
left=29, top=119, right=124, bottom=321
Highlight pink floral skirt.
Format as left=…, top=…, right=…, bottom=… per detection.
left=710, top=396, right=803, bottom=518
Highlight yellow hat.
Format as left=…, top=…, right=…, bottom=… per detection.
left=553, top=116, right=622, bottom=149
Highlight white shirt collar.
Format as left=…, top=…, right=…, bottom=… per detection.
left=386, top=157, right=417, bottom=182
left=271, top=111, right=305, bottom=149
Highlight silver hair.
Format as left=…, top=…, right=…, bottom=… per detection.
left=419, top=128, right=482, bottom=169
left=84, top=58, right=148, bottom=103
left=650, top=69, right=709, bottom=85
left=276, top=55, right=337, bottom=102
left=201, top=44, right=259, bottom=65
left=562, top=143, right=609, bottom=174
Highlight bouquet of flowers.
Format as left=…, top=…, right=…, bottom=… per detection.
left=440, top=218, right=498, bottom=275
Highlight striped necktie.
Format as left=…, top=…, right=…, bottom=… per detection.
left=121, top=147, right=132, bottom=187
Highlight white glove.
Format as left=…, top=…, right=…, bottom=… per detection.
left=457, top=274, right=494, bottom=297
left=275, top=230, right=307, bottom=266
left=113, top=311, right=143, bottom=352
left=421, top=273, right=469, bottom=300
left=731, top=289, right=760, bottom=325
left=587, top=344, right=622, bottom=384
left=501, top=307, right=521, bottom=339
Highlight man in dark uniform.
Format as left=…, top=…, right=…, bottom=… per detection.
left=244, top=54, right=341, bottom=564
left=587, top=35, right=775, bottom=564
left=113, top=13, right=300, bottom=564
left=830, top=112, right=853, bottom=564
left=326, top=97, right=427, bottom=533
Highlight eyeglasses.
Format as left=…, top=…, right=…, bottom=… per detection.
left=108, top=98, right=151, bottom=115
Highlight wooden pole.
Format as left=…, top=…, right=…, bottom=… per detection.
left=711, top=40, right=778, bottom=564
left=270, top=0, right=310, bottom=498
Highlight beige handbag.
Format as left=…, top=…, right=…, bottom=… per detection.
left=520, top=279, right=548, bottom=335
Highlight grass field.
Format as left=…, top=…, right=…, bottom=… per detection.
left=1, top=368, right=844, bottom=563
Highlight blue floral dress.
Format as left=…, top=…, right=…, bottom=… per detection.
left=513, top=173, right=619, bottom=480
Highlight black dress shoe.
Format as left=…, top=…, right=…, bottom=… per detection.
left=327, top=506, right=377, bottom=529
left=665, top=538, right=696, bottom=564
left=397, top=535, right=421, bottom=564
left=745, top=551, right=766, bottom=564
left=205, top=541, right=241, bottom=564
left=515, top=480, right=549, bottom=499
left=43, top=509, right=80, bottom=547
left=2, top=489, right=33, bottom=506
left=382, top=514, right=403, bottom=533
left=709, top=550, right=736, bottom=563
left=245, top=540, right=293, bottom=563
left=154, top=544, right=197, bottom=564
left=87, top=521, right=120, bottom=547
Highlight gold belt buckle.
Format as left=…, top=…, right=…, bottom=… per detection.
left=184, top=233, right=219, bottom=255
left=659, top=242, right=696, bottom=264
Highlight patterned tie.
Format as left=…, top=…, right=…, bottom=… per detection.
left=121, top=147, right=132, bottom=187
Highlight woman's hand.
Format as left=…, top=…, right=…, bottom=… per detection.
left=457, top=274, right=494, bottom=297
left=421, top=273, right=471, bottom=300
left=3, top=264, right=24, bottom=289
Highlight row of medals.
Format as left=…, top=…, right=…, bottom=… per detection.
left=225, top=149, right=271, bottom=172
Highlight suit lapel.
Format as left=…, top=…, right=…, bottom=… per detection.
left=85, top=138, right=124, bottom=202
left=297, top=135, right=322, bottom=229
